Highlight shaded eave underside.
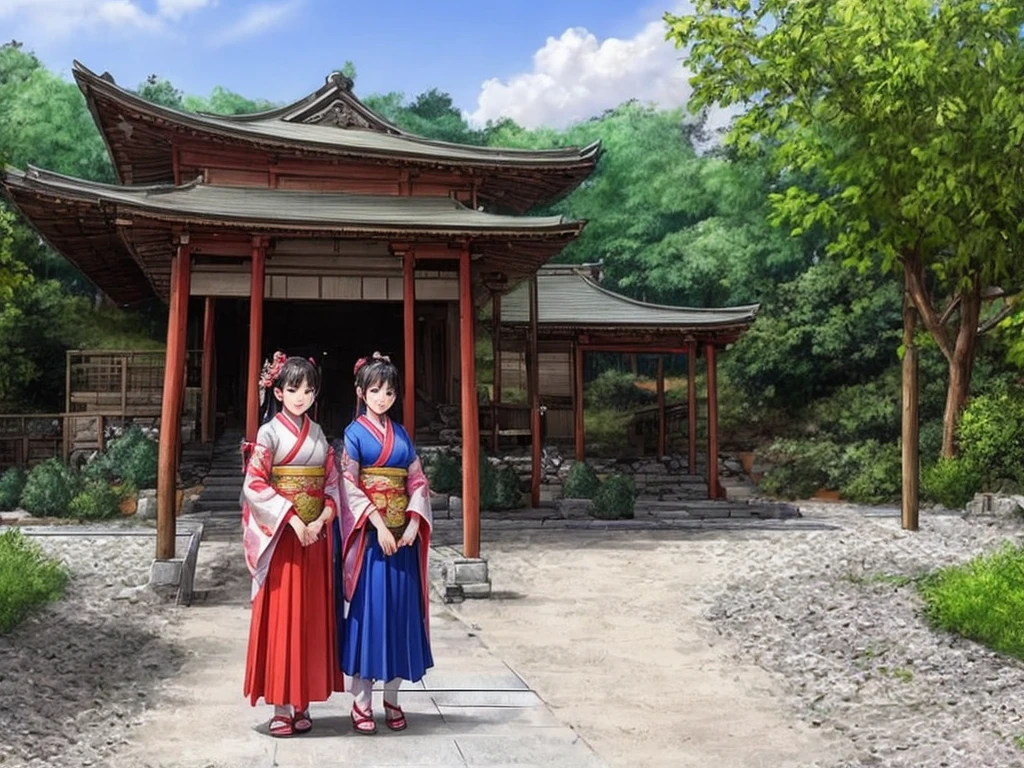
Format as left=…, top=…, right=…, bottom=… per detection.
left=1, top=167, right=585, bottom=304
left=74, top=64, right=601, bottom=212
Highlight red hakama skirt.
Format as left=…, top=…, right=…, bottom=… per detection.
left=244, top=525, right=343, bottom=707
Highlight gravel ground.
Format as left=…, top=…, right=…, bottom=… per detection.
left=700, top=503, right=1024, bottom=768
left=0, top=532, right=186, bottom=768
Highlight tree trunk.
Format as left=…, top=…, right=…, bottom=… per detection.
left=941, top=283, right=981, bottom=458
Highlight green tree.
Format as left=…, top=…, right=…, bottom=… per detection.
left=667, top=0, right=1024, bottom=457
left=136, top=75, right=184, bottom=109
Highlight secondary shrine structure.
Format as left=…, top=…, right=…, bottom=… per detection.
left=1, top=63, right=600, bottom=564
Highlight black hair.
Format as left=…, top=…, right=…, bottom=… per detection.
left=354, top=354, right=399, bottom=415
left=261, top=356, right=320, bottom=424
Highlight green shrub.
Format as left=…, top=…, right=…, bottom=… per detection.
left=957, top=389, right=1024, bottom=488
left=0, top=468, right=26, bottom=511
left=426, top=452, right=461, bottom=494
left=810, top=372, right=901, bottom=443
left=19, top=458, right=82, bottom=517
left=0, top=529, right=68, bottom=633
left=83, top=425, right=158, bottom=489
left=837, top=441, right=902, bottom=504
left=919, top=543, right=1024, bottom=661
left=922, top=457, right=983, bottom=510
left=492, top=466, right=522, bottom=510
left=479, top=456, right=497, bottom=511
left=68, top=480, right=130, bottom=520
left=585, top=369, right=654, bottom=410
left=591, top=474, right=636, bottom=520
left=564, top=461, right=601, bottom=499
left=584, top=409, right=632, bottom=457
left=758, top=438, right=842, bottom=499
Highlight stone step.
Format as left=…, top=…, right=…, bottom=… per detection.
left=198, top=487, right=245, bottom=502
left=194, top=499, right=241, bottom=515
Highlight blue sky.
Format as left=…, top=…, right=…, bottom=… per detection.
left=1, top=0, right=695, bottom=128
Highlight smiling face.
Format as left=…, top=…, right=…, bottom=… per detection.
left=358, top=376, right=397, bottom=419
left=274, top=376, right=315, bottom=419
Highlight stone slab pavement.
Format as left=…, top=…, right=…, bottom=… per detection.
left=114, top=544, right=605, bottom=768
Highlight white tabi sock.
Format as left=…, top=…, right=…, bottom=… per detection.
left=384, top=677, right=402, bottom=707
left=350, top=674, right=373, bottom=714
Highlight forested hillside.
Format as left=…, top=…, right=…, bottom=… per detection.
left=1, top=40, right=1019, bottom=504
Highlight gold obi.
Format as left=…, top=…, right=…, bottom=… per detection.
left=360, top=467, right=409, bottom=534
left=270, top=466, right=325, bottom=524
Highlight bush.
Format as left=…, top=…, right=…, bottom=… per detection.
left=479, top=456, right=497, bottom=511
left=919, top=543, right=1024, bottom=661
left=563, top=461, right=601, bottom=499
left=83, top=425, right=158, bottom=489
left=837, top=441, right=903, bottom=504
left=0, top=529, right=68, bottom=633
left=0, top=468, right=26, bottom=511
left=492, top=466, right=522, bottom=510
left=810, top=372, right=901, bottom=443
left=922, top=458, right=984, bottom=510
left=956, top=389, right=1024, bottom=489
left=758, top=438, right=842, bottom=499
left=68, top=480, right=131, bottom=520
left=425, top=452, right=461, bottom=494
left=585, top=369, right=654, bottom=410
left=584, top=409, right=632, bottom=457
left=591, top=474, right=636, bottom=520
left=19, top=458, right=82, bottom=517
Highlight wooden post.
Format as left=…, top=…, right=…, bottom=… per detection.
left=656, top=356, right=666, bottom=458
left=157, top=243, right=191, bottom=560
left=65, top=351, right=72, bottom=414
left=201, top=297, right=216, bottom=444
left=687, top=340, right=697, bottom=475
left=574, top=342, right=585, bottom=461
left=705, top=342, right=719, bottom=500
left=902, top=291, right=920, bottom=531
left=528, top=274, right=541, bottom=509
left=491, top=293, right=501, bottom=454
left=403, top=251, right=416, bottom=434
left=119, top=353, right=128, bottom=416
left=245, top=238, right=266, bottom=442
left=459, top=247, right=481, bottom=559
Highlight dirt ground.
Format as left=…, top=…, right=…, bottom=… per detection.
left=449, top=527, right=853, bottom=768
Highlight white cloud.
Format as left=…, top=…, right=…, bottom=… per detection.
left=211, top=0, right=301, bottom=47
left=0, top=0, right=212, bottom=40
left=468, top=11, right=716, bottom=130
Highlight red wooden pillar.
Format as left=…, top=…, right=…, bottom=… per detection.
left=687, top=340, right=697, bottom=475
left=491, top=292, right=501, bottom=454
left=459, top=246, right=481, bottom=559
left=201, top=297, right=216, bottom=444
left=706, top=342, right=720, bottom=499
left=574, top=342, right=585, bottom=461
left=656, top=356, right=666, bottom=457
left=245, top=238, right=267, bottom=442
left=157, top=241, right=191, bottom=560
left=528, top=274, right=541, bottom=508
left=403, top=251, right=416, bottom=434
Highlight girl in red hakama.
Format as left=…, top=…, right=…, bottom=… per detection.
left=241, top=353, right=344, bottom=737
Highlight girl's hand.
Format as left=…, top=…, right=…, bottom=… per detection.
left=305, top=519, right=324, bottom=544
left=377, top=527, right=398, bottom=556
left=288, top=515, right=309, bottom=543
left=398, top=517, right=420, bottom=548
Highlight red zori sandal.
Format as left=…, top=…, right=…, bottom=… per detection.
left=351, top=702, right=377, bottom=735
left=293, top=709, right=313, bottom=734
left=268, top=714, right=294, bottom=738
left=384, top=700, right=407, bottom=732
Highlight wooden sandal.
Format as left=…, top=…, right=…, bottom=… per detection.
left=351, top=702, right=376, bottom=735
left=383, top=700, right=407, bottom=731
left=293, top=708, right=313, bottom=734
left=268, top=714, right=294, bottom=738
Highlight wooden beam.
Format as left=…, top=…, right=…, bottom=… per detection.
left=706, top=342, right=719, bottom=500
left=157, top=244, right=191, bottom=561
left=688, top=340, right=697, bottom=476
left=459, top=246, right=481, bottom=559
left=580, top=344, right=689, bottom=355
left=902, top=291, right=920, bottom=531
left=491, top=292, right=502, bottom=454
left=403, top=251, right=416, bottom=434
left=656, top=356, right=666, bottom=458
left=201, top=297, right=216, bottom=444
left=574, top=342, right=585, bottom=461
left=245, top=238, right=267, bottom=442
left=528, top=274, right=541, bottom=509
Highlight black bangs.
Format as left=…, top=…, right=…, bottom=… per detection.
left=275, top=356, right=320, bottom=392
left=355, top=357, right=399, bottom=394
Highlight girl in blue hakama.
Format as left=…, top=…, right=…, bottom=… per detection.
left=334, top=352, right=433, bottom=735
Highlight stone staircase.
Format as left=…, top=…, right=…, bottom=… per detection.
left=183, top=429, right=245, bottom=541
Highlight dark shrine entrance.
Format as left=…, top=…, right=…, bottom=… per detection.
left=215, top=299, right=406, bottom=440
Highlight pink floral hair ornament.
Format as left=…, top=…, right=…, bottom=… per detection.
left=353, top=351, right=391, bottom=376
left=257, top=350, right=288, bottom=406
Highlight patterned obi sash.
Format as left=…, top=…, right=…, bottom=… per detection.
left=270, top=466, right=325, bottom=524
left=360, top=467, right=409, bottom=534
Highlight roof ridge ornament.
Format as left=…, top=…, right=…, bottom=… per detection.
left=325, top=71, right=354, bottom=92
